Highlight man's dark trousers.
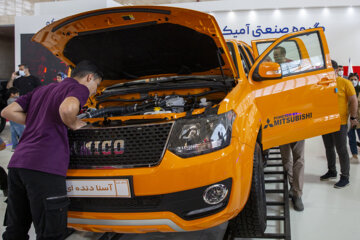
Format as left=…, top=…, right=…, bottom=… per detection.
left=3, top=168, right=69, bottom=240
left=322, top=124, right=350, bottom=178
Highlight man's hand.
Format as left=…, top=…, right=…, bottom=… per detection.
left=11, top=72, right=17, bottom=80
left=348, top=94, right=358, bottom=129
left=7, top=72, right=17, bottom=89
left=350, top=118, right=358, bottom=129
left=59, top=97, right=87, bottom=130
left=74, top=119, right=87, bottom=130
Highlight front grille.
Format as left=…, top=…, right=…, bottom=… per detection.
left=68, top=122, right=173, bottom=169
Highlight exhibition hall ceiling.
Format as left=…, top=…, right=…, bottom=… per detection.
left=0, top=0, right=213, bottom=25
left=0, top=0, right=211, bottom=16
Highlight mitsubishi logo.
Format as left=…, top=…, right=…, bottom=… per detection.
left=264, top=118, right=274, bottom=129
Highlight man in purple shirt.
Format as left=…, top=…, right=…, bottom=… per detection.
left=1, top=60, right=102, bottom=240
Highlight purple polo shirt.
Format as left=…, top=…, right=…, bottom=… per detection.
left=8, top=78, right=89, bottom=176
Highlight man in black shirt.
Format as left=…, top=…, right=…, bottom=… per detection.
left=7, top=64, right=41, bottom=95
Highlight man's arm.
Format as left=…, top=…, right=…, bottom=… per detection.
left=1, top=102, right=26, bottom=125
left=59, top=97, right=87, bottom=130
left=348, top=94, right=358, bottom=128
left=6, top=72, right=17, bottom=89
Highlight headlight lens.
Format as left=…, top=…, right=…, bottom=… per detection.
left=168, top=111, right=236, bottom=157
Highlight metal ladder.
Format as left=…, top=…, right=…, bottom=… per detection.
left=257, top=147, right=291, bottom=240
left=223, top=147, right=292, bottom=240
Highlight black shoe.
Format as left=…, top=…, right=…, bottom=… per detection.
left=292, top=196, right=304, bottom=211
left=320, top=170, right=337, bottom=181
left=2, top=188, right=7, bottom=197
left=334, top=176, right=350, bottom=189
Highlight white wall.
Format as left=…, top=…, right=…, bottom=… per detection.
left=160, top=0, right=360, bottom=12
left=15, top=0, right=360, bottom=70
left=34, top=0, right=120, bottom=16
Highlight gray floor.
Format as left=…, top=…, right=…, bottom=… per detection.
left=1, top=122, right=360, bottom=240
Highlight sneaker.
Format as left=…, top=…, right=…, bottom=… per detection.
left=334, top=176, right=350, bottom=189
left=320, top=170, right=337, bottom=181
left=11, top=149, right=15, bottom=152
left=292, top=196, right=304, bottom=211
left=350, top=156, right=360, bottom=164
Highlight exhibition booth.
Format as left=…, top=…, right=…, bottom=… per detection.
left=0, top=1, right=359, bottom=240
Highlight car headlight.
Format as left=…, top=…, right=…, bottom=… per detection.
left=168, top=110, right=236, bottom=157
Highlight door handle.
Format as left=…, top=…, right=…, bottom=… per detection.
left=317, top=77, right=333, bottom=85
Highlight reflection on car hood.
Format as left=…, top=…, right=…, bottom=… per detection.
left=32, top=6, right=237, bottom=81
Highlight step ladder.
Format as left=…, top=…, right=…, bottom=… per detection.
left=260, top=147, right=291, bottom=240
left=223, top=147, right=291, bottom=240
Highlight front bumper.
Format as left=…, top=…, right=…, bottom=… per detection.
left=67, top=139, right=255, bottom=233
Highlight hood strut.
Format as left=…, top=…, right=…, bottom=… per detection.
left=217, top=48, right=228, bottom=92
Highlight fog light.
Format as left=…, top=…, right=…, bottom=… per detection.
left=203, top=184, right=228, bottom=205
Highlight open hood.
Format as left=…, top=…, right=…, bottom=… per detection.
left=32, top=6, right=237, bottom=80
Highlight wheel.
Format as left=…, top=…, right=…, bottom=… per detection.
left=228, top=142, right=267, bottom=237
left=0, top=117, right=5, bottom=133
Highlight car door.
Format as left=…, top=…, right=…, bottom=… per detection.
left=251, top=38, right=276, bottom=59
left=249, top=28, right=340, bottom=150
left=237, top=41, right=255, bottom=66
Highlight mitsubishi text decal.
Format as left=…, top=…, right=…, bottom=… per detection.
left=264, top=112, right=312, bottom=129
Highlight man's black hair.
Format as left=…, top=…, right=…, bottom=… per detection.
left=331, top=60, right=338, bottom=69
left=18, top=64, right=29, bottom=69
left=71, top=60, right=103, bottom=81
left=274, top=46, right=286, bottom=56
left=8, top=87, right=19, bottom=95
left=348, top=72, right=359, bottom=79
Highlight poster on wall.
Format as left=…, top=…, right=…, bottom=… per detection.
left=21, top=34, right=69, bottom=85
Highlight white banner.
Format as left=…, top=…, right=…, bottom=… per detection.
left=213, top=7, right=360, bottom=66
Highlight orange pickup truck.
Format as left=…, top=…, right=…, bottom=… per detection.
left=33, top=6, right=339, bottom=237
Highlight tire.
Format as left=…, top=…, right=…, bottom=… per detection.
left=0, top=117, right=5, bottom=134
left=228, top=142, right=267, bottom=237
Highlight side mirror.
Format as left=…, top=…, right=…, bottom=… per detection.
left=258, top=62, right=282, bottom=79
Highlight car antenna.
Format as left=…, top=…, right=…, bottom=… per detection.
left=217, top=48, right=228, bottom=92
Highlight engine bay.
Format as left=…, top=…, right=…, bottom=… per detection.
left=79, top=75, right=235, bottom=122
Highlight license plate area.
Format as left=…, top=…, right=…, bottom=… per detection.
left=66, top=178, right=132, bottom=198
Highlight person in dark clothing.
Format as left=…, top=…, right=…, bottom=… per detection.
left=347, top=72, right=360, bottom=163
left=1, top=60, right=103, bottom=240
left=7, top=64, right=41, bottom=96
left=0, top=137, right=7, bottom=197
left=348, top=72, right=360, bottom=96
left=320, top=60, right=357, bottom=188
left=7, top=87, right=25, bottom=151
